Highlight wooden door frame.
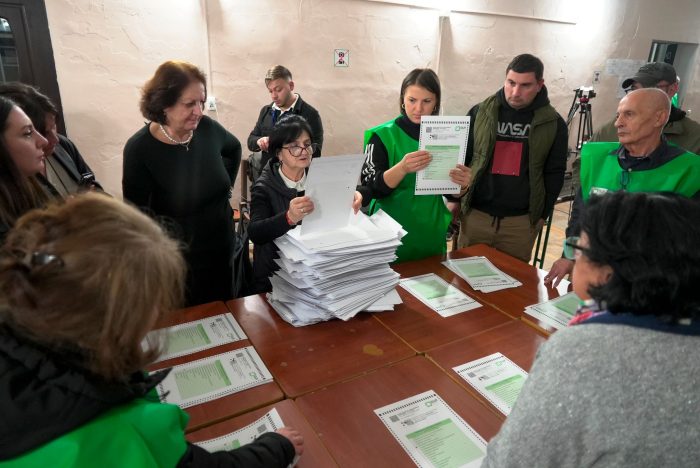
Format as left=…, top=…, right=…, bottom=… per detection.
left=0, top=0, right=65, bottom=133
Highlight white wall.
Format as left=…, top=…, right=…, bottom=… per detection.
left=45, top=0, right=700, bottom=198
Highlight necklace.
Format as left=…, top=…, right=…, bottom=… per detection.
left=159, top=124, right=193, bottom=151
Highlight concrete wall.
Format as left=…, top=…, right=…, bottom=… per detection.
left=45, top=0, right=700, bottom=197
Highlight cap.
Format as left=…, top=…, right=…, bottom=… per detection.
left=622, top=62, right=677, bottom=89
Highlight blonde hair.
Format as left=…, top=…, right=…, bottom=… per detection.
left=0, top=193, right=185, bottom=380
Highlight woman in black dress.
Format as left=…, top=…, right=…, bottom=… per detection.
left=123, top=61, right=241, bottom=306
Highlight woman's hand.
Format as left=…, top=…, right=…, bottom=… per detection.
left=287, top=196, right=314, bottom=224
left=351, top=191, right=363, bottom=214
left=449, top=164, right=472, bottom=193
left=401, top=150, right=432, bottom=174
left=276, top=427, right=304, bottom=456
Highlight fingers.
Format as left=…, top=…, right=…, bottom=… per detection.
left=288, top=197, right=314, bottom=223
left=257, top=137, right=269, bottom=151
left=449, top=166, right=472, bottom=187
left=403, top=151, right=432, bottom=173
left=276, top=427, right=304, bottom=456
left=352, top=191, right=363, bottom=214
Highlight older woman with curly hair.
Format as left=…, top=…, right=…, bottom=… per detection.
left=123, top=60, right=242, bottom=306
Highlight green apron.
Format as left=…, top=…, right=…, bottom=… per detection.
left=364, top=118, right=451, bottom=263
left=580, top=142, right=700, bottom=202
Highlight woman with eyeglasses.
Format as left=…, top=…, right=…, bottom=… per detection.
left=248, top=114, right=361, bottom=293
left=123, top=60, right=242, bottom=306
left=360, top=68, right=471, bottom=263
left=0, top=193, right=302, bottom=466
left=482, top=191, right=700, bottom=467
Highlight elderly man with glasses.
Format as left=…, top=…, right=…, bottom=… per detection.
left=545, top=87, right=700, bottom=287
left=592, top=62, right=700, bottom=153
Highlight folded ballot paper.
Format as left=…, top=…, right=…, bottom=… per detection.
left=268, top=209, right=405, bottom=326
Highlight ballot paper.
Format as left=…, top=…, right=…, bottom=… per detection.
left=300, top=154, right=365, bottom=235
left=194, top=408, right=301, bottom=467
left=453, top=352, right=528, bottom=416
left=145, top=313, right=247, bottom=363
left=375, top=390, right=486, bottom=468
left=415, top=116, right=470, bottom=195
left=399, top=273, right=482, bottom=317
left=154, top=347, right=273, bottom=408
left=443, top=256, right=522, bottom=292
left=195, top=408, right=285, bottom=452
left=269, top=209, right=405, bottom=326
left=524, top=291, right=581, bottom=330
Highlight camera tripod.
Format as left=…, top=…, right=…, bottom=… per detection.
left=566, top=86, right=595, bottom=151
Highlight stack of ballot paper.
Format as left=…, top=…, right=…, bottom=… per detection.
left=267, top=209, right=405, bottom=326
left=442, top=256, right=522, bottom=292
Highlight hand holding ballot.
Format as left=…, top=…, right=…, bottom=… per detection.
left=287, top=195, right=314, bottom=224
left=400, top=149, right=432, bottom=174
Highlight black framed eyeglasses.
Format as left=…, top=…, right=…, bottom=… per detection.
left=282, top=143, right=317, bottom=157
left=563, top=236, right=591, bottom=260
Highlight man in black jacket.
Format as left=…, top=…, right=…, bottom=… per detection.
left=457, top=54, right=568, bottom=262
left=247, top=65, right=323, bottom=180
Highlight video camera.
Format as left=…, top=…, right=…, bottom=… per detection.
left=574, top=86, right=596, bottom=101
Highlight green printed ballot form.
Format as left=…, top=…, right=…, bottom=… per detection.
left=375, top=390, right=486, bottom=468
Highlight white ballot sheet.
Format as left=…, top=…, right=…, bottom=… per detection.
left=415, top=116, right=470, bottom=195
left=196, top=408, right=284, bottom=452
left=154, top=347, right=273, bottom=408
left=375, top=390, right=486, bottom=468
left=195, top=408, right=301, bottom=468
left=400, top=273, right=482, bottom=317
left=300, top=154, right=365, bottom=235
left=145, top=313, right=247, bottom=363
left=453, top=352, right=528, bottom=416
left=524, top=291, right=581, bottom=330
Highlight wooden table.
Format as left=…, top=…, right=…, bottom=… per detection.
left=375, top=269, right=514, bottom=352
left=226, top=294, right=416, bottom=398
left=187, top=399, right=338, bottom=467
left=427, top=320, right=548, bottom=417
left=148, top=301, right=284, bottom=432
left=296, top=356, right=503, bottom=467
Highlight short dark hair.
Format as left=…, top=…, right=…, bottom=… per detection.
left=399, top=68, right=441, bottom=116
left=581, top=191, right=700, bottom=321
left=506, top=54, right=544, bottom=81
left=268, top=114, right=313, bottom=159
left=265, top=65, right=293, bottom=86
left=140, top=61, right=207, bottom=124
left=0, top=82, right=58, bottom=135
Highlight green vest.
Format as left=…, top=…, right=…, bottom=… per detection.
left=2, top=396, right=189, bottom=467
left=580, top=142, right=700, bottom=202
left=462, top=94, right=559, bottom=223
left=364, top=118, right=451, bottom=263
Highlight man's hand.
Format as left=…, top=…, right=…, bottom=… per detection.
left=257, top=136, right=270, bottom=151
left=544, top=258, right=574, bottom=287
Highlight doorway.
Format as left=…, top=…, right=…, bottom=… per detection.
left=0, top=0, right=64, bottom=132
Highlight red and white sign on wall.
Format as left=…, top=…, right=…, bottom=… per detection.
left=334, top=49, right=349, bottom=67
